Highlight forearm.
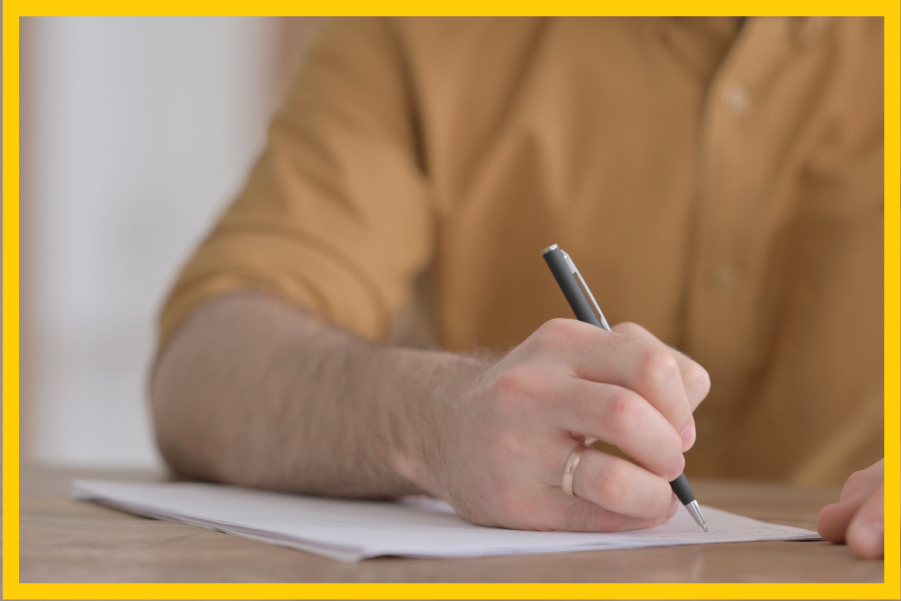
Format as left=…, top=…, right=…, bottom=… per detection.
left=150, top=291, right=486, bottom=497
left=152, top=291, right=709, bottom=531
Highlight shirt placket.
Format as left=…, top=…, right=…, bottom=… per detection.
left=686, top=18, right=797, bottom=439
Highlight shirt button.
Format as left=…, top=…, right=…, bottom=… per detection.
left=721, top=83, right=751, bottom=115
left=712, top=264, right=738, bottom=290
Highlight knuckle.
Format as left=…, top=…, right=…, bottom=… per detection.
left=606, top=391, right=643, bottom=436
left=615, top=321, right=646, bottom=337
left=494, top=368, right=535, bottom=404
left=536, top=318, right=582, bottom=348
left=595, top=463, right=628, bottom=505
left=533, top=319, right=560, bottom=344
left=639, top=347, right=680, bottom=389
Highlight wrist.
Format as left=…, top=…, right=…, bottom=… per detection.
left=377, top=346, right=491, bottom=498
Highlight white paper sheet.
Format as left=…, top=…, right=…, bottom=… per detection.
left=73, top=479, right=821, bottom=562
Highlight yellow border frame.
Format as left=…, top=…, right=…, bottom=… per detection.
left=3, top=3, right=898, bottom=600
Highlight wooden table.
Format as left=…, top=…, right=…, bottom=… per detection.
left=18, top=464, right=883, bottom=583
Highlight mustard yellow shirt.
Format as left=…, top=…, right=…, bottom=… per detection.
left=161, top=17, right=884, bottom=485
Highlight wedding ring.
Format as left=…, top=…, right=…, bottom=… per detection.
left=562, top=443, right=591, bottom=497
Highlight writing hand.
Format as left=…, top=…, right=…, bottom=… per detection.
left=407, top=319, right=710, bottom=532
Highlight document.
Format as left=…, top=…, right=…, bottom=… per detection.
left=74, top=479, right=821, bottom=562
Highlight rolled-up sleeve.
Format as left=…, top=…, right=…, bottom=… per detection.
left=159, top=18, right=434, bottom=346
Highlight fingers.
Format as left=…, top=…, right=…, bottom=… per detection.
left=818, top=483, right=885, bottom=557
left=612, top=322, right=711, bottom=412
left=527, top=486, right=679, bottom=532
left=817, top=460, right=884, bottom=557
left=846, top=483, right=884, bottom=559
left=552, top=380, right=685, bottom=479
left=817, top=501, right=858, bottom=544
left=524, top=438, right=675, bottom=523
left=481, top=443, right=679, bottom=532
left=566, top=446, right=675, bottom=519
left=534, top=319, right=703, bottom=453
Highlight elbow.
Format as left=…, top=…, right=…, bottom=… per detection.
left=149, top=351, right=199, bottom=480
left=148, top=327, right=220, bottom=483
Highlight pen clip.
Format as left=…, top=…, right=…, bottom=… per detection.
left=560, top=250, right=611, bottom=331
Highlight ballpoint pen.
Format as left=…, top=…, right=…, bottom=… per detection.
left=542, top=243, right=708, bottom=532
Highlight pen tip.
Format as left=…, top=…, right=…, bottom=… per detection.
left=685, top=500, right=707, bottom=532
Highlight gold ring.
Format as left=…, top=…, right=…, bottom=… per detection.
left=562, top=443, right=591, bottom=497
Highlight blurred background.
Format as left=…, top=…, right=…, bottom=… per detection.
left=20, top=17, right=322, bottom=468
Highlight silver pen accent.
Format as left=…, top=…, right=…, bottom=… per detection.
left=542, top=244, right=611, bottom=330
left=561, top=250, right=611, bottom=331
left=685, top=500, right=708, bottom=532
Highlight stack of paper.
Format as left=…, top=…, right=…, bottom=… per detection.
left=74, top=479, right=821, bottom=562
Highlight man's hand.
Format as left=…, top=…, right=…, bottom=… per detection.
left=405, top=319, right=710, bottom=532
left=817, top=459, right=884, bottom=559
left=154, top=295, right=709, bottom=533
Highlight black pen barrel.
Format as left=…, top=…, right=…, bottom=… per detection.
left=669, top=473, right=697, bottom=506
left=542, top=246, right=603, bottom=328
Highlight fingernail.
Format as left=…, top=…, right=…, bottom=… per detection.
left=680, top=425, right=696, bottom=451
left=859, top=521, right=884, bottom=556
left=666, top=456, right=686, bottom=482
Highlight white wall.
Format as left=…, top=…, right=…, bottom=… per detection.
left=23, top=17, right=283, bottom=467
